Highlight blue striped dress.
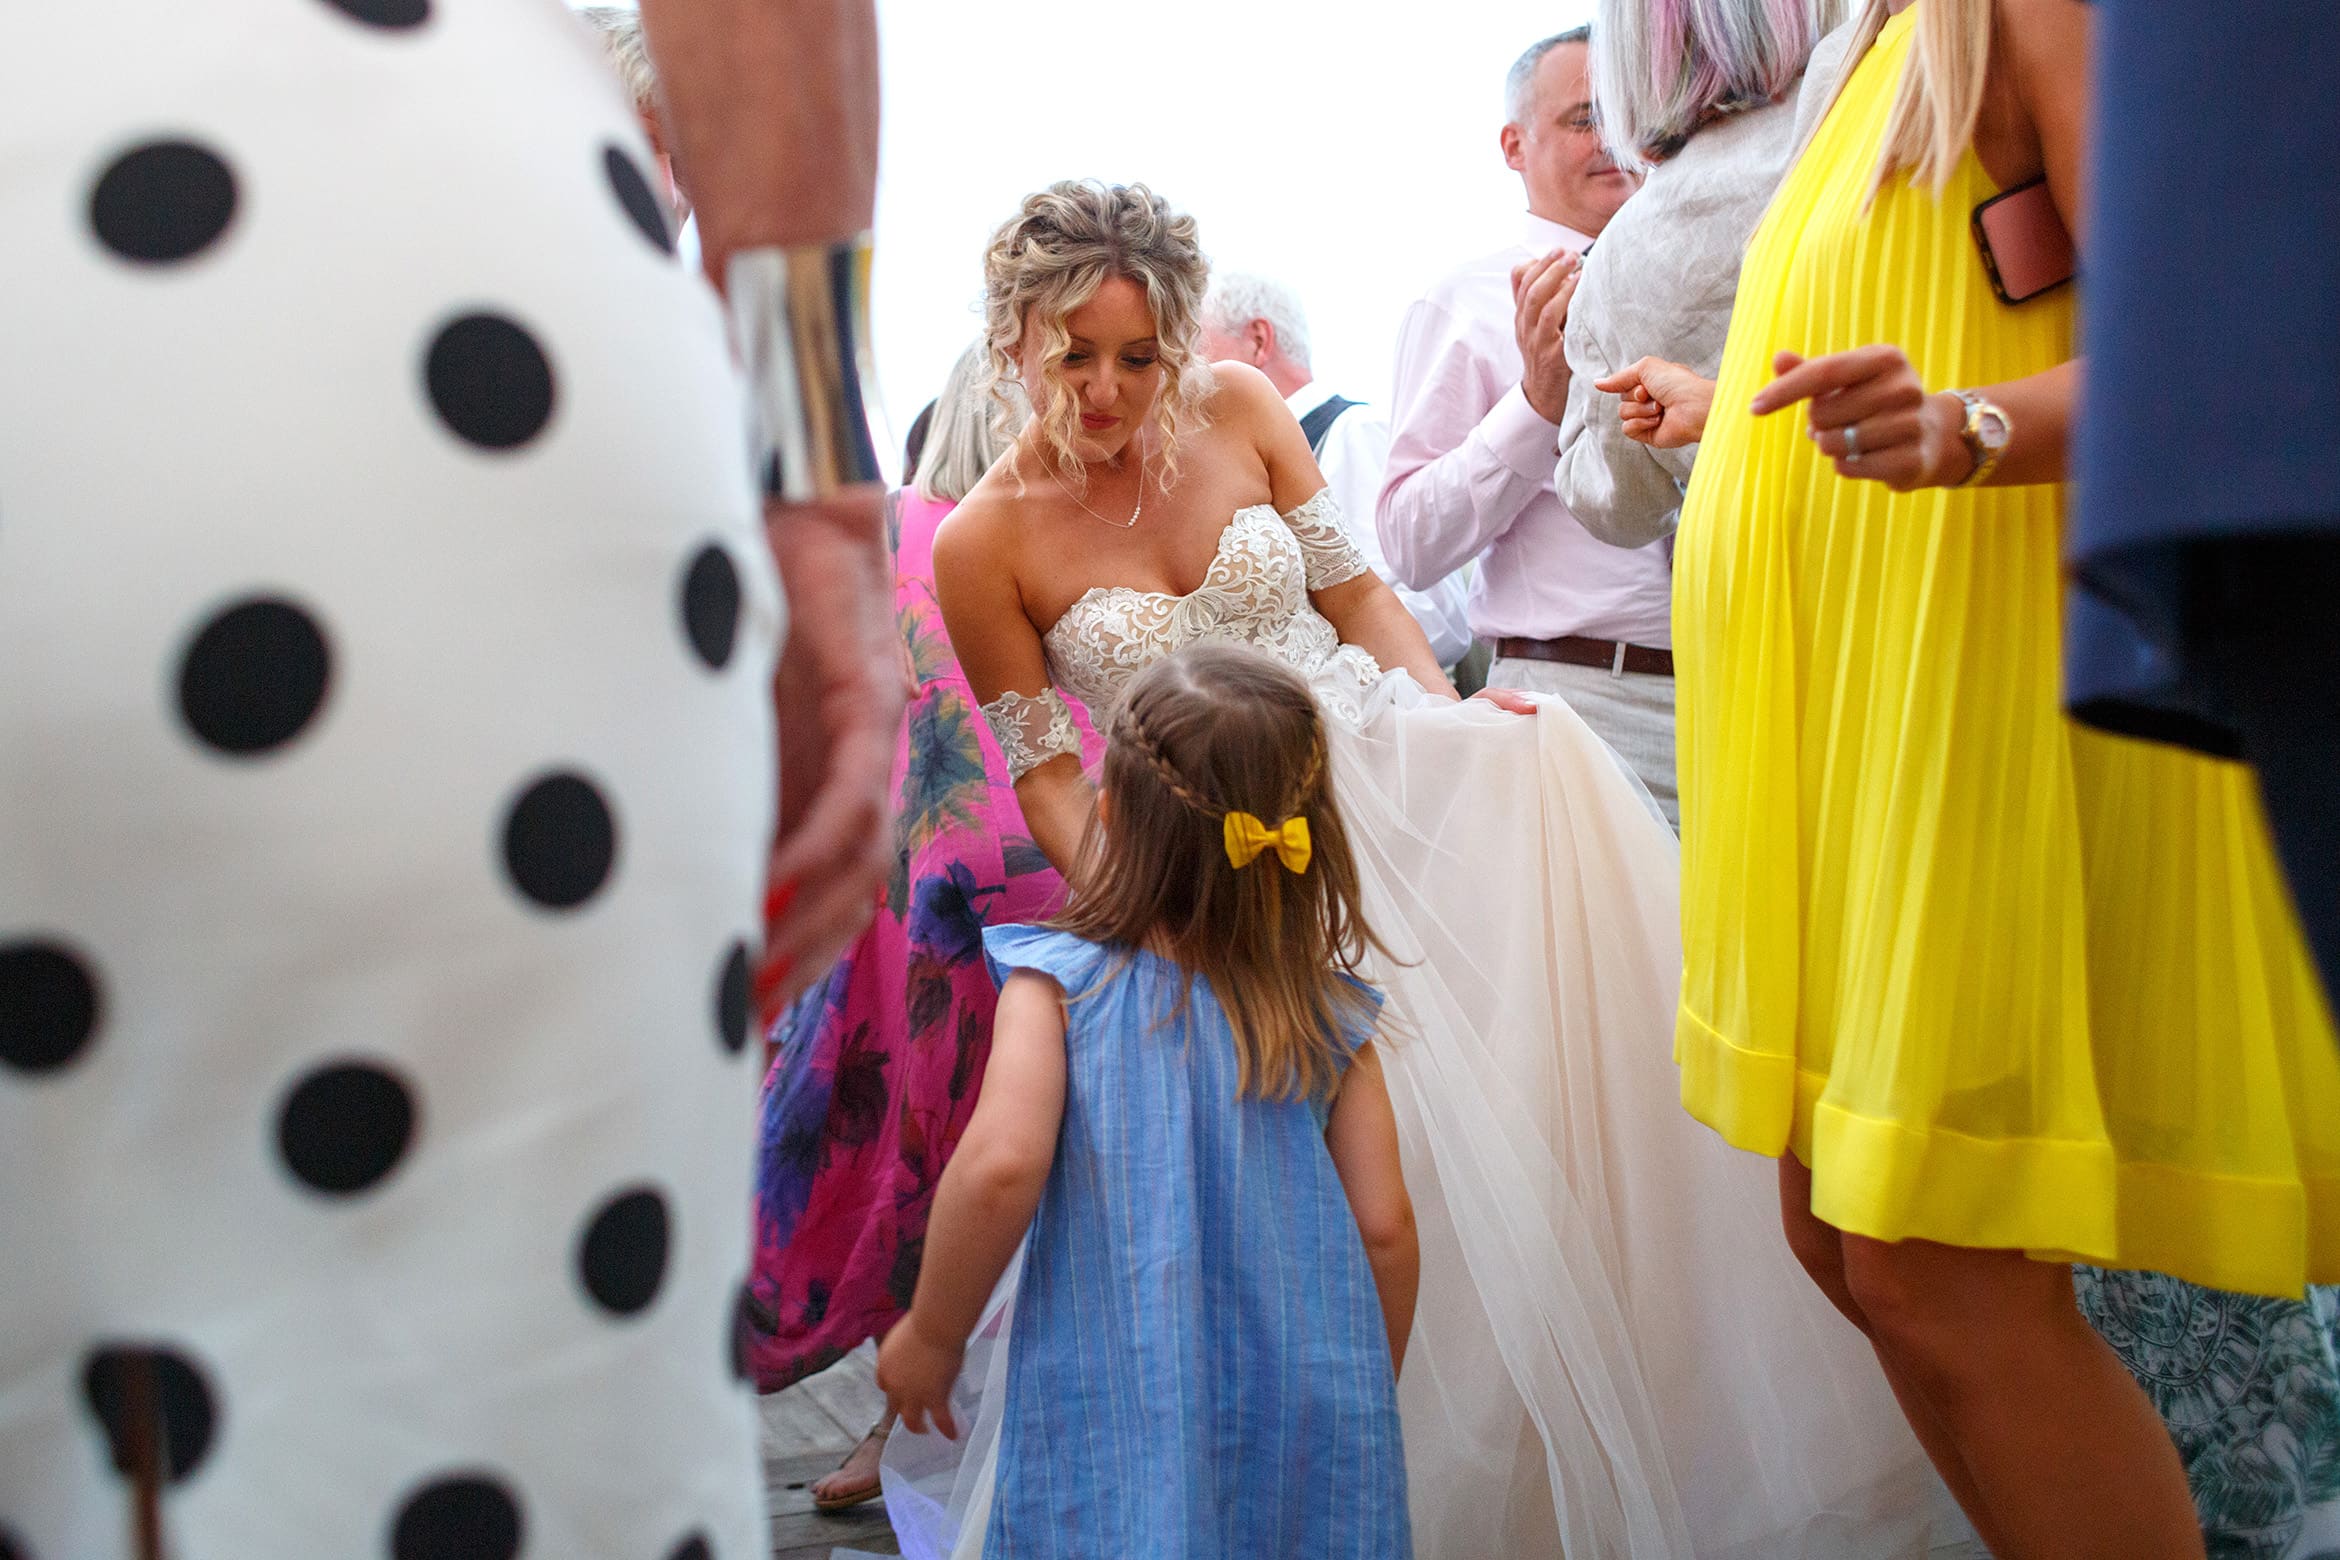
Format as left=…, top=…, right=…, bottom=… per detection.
left=980, top=924, right=1411, bottom=1560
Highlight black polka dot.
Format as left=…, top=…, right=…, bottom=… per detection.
left=666, top=1535, right=713, bottom=1560
left=317, top=0, right=431, bottom=27
left=90, top=140, right=237, bottom=265
left=500, top=772, right=618, bottom=911
left=425, top=314, right=556, bottom=451
left=276, top=1061, right=416, bottom=1196
left=604, top=145, right=674, bottom=256
left=176, top=596, right=332, bottom=756
left=715, top=942, right=752, bottom=1056
left=390, top=1473, right=522, bottom=1560
left=0, top=940, right=101, bottom=1076
left=680, top=545, right=742, bottom=671
left=81, top=1346, right=219, bottom=1485
left=578, top=1186, right=671, bottom=1317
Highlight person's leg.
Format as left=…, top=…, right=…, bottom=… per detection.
left=1775, top=1159, right=2007, bottom=1553
left=1841, top=1235, right=2204, bottom=1560
left=810, top=1412, right=894, bottom=1508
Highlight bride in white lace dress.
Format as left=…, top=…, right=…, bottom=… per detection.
left=886, top=180, right=1963, bottom=1559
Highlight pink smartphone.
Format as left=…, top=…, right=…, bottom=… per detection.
left=1972, top=178, right=2075, bottom=305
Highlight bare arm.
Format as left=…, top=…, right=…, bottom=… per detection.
left=636, top=0, right=879, bottom=281
left=933, top=508, right=1096, bottom=877
left=1325, top=1044, right=1418, bottom=1375
left=1749, top=0, right=2090, bottom=491
left=637, top=0, right=896, bottom=1018
left=1313, top=575, right=1456, bottom=697
left=1317, top=413, right=1476, bottom=667
left=877, top=971, right=1068, bottom=1436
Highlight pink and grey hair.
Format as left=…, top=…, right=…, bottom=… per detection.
left=980, top=181, right=1213, bottom=488
left=1591, top=0, right=1847, bottom=165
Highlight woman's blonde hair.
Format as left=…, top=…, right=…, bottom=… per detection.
left=1841, top=0, right=1992, bottom=196
left=1056, top=645, right=1388, bottom=1103
left=913, top=342, right=1026, bottom=504
left=980, top=180, right=1212, bottom=490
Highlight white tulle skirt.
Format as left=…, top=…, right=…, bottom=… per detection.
left=883, top=674, right=1967, bottom=1559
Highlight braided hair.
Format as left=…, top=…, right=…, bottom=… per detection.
left=1055, top=644, right=1387, bottom=1101
left=1113, top=697, right=1327, bottom=828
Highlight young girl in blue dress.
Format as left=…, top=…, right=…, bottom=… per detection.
left=877, top=641, right=1417, bottom=1559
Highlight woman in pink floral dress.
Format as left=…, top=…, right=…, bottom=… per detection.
left=745, top=347, right=1101, bottom=1497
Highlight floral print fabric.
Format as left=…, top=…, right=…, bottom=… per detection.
left=2079, top=1268, right=2340, bottom=1559
left=745, top=492, right=1102, bottom=1390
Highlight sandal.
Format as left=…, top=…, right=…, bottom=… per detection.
left=811, top=1419, right=891, bottom=1513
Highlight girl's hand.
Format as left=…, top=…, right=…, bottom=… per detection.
left=1750, top=347, right=1971, bottom=492
left=1594, top=358, right=1715, bottom=449
left=876, top=1313, right=965, bottom=1440
left=1470, top=688, right=1539, bottom=716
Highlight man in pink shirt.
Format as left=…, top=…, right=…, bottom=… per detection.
left=1376, top=28, right=1680, bottom=822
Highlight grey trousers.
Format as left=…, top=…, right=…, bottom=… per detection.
left=1489, top=654, right=1679, bottom=828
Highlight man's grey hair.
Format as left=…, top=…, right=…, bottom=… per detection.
left=1199, top=272, right=1313, bottom=374
left=1505, top=25, right=1591, bottom=125
left=577, top=6, right=658, bottom=111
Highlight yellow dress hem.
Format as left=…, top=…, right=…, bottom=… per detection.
left=1678, top=1004, right=2335, bottom=1297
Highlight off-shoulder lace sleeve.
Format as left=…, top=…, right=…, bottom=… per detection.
left=1281, top=489, right=1373, bottom=591
left=980, top=688, right=1081, bottom=783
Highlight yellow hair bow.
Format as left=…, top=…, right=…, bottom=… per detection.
left=1222, top=811, right=1313, bottom=874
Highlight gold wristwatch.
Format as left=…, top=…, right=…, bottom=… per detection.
left=1948, top=390, right=2011, bottom=488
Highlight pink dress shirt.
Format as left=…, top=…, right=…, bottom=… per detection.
left=1376, top=213, right=1673, bottom=647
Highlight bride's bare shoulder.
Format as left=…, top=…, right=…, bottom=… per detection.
left=933, top=466, right=1026, bottom=581
left=1196, top=359, right=1283, bottom=423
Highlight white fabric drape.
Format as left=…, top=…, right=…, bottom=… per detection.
left=886, top=676, right=1964, bottom=1559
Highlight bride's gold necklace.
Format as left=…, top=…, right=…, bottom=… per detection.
left=1049, top=448, right=1146, bottom=530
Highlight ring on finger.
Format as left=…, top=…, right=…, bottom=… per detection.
left=1843, top=422, right=1862, bottom=462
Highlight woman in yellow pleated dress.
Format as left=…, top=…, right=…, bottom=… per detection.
left=1657, top=0, right=2340, bottom=1554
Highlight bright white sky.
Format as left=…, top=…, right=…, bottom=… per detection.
left=582, top=0, right=1593, bottom=469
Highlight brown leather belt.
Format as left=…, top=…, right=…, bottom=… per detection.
left=1495, top=635, right=1675, bottom=678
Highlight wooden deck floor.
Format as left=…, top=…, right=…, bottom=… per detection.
left=762, top=1348, right=901, bottom=1560
left=761, top=1350, right=1996, bottom=1560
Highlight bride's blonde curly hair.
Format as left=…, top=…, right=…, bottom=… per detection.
left=981, top=180, right=1212, bottom=489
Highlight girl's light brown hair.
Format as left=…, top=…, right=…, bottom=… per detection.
left=980, top=180, right=1212, bottom=493
left=1055, top=644, right=1388, bottom=1102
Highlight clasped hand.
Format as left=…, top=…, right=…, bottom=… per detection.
left=1511, top=248, right=1583, bottom=425
left=1595, top=356, right=1714, bottom=449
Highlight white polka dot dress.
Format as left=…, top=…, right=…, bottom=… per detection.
left=0, top=3, right=782, bottom=1557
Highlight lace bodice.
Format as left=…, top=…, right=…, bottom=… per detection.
left=981, top=491, right=1386, bottom=780
left=1045, top=491, right=1383, bottom=718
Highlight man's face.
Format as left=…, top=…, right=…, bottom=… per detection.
left=1503, top=42, right=1637, bottom=237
